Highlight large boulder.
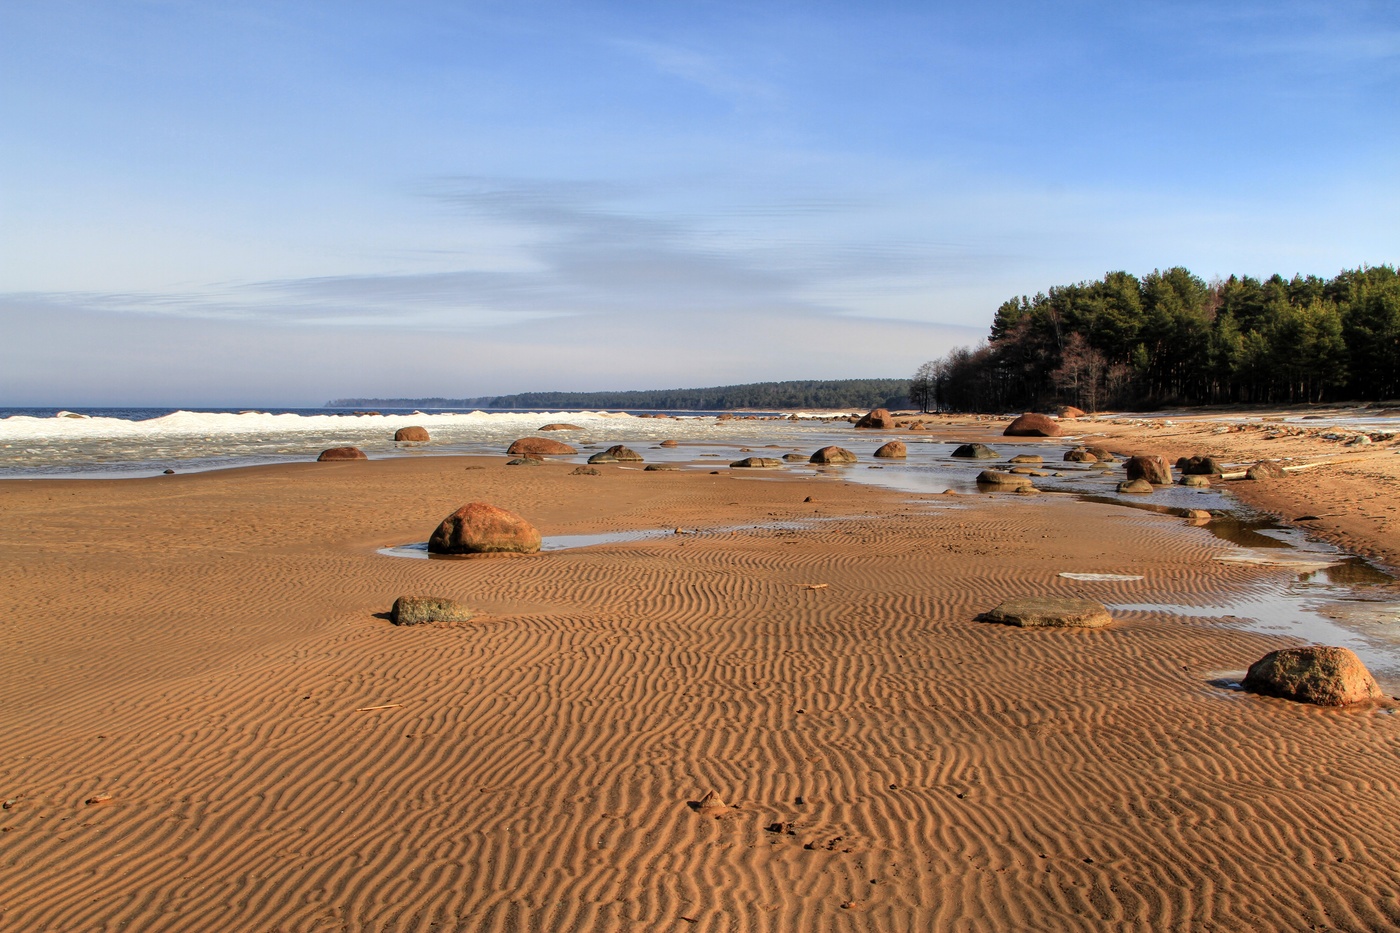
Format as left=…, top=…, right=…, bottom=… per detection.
left=588, top=444, right=644, bottom=464
left=1177, top=454, right=1225, bottom=476
left=976, top=470, right=1033, bottom=488
left=1004, top=413, right=1062, bottom=437
left=1246, top=460, right=1287, bottom=481
left=873, top=441, right=907, bottom=459
left=394, top=426, right=430, bottom=442
left=854, top=408, right=895, bottom=429
left=1125, top=455, right=1172, bottom=485
left=507, top=437, right=577, bottom=457
left=952, top=443, right=998, bottom=459
left=1243, top=647, right=1383, bottom=706
left=391, top=596, right=474, bottom=625
left=978, top=597, right=1112, bottom=628
left=428, top=502, right=542, bottom=555
left=810, top=446, right=858, bottom=464
left=731, top=457, right=783, bottom=468
left=317, top=446, right=367, bottom=461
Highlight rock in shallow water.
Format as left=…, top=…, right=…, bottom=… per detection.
left=731, top=457, right=783, bottom=468
left=391, top=596, right=474, bottom=625
left=507, top=437, right=577, bottom=456
left=1243, top=646, right=1383, bottom=706
left=428, top=502, right=541, bottom=555
left=317, top=446, right=367, bottom=461
left=394, top=426, right=430, bottom=442
left=810, top=446, right=857, bottom=464
left=976, top=469, right=1032, bottom=487
left=978, top=597, right=1113, bottom=628
left=873, top=441, right=907, bottom=458
left=1004, top=413, right=1061, bottom=437
left=952, top=443, right=998, bottom=459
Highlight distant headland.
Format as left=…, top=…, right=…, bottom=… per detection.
left=326, top=378, right=910, bottom=412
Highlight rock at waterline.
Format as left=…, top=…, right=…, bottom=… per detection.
left=644, top=463, right=679, bottom=471
left=538, top=423, right=582, bottom=431
left=1008, top=454, right=1043, bottom=464
left=570, top=466, right=600, bottom=475
left=659, top=439, right=680, bottom=448
left=952, top=443, right=998, bottom=459
left=1064, top=447, right=1098, bottom=463
left=428, top=502, right=541, bottom=555
left=1243, top=646, right=1383, bottom=706
left=731, top=457, right=783, bottom=468
left=810, top=446, right=858, bottom=464
left=1177, top=454, right=1224, bottom=475
left=588, top=445, right=644, bottom=464
left=873, top=441, right=907, bottom=459
left=976, top=470, right=1033, bottom=488
left=317, top=446, right=367, bottom=461
left=1086, top=447, right=1116, bottom=462
left=507, top=437, right=577, bottom=457
left=1125, top=455, right=1172, bottom=485
left=1245, top=460, right=1287, bottom=481
left=1003, top=413, right=1061, bottom=437
left=1118, top=478, right=1154, bottom=494
left=394, top=426, right=430, bottom=442
left=978, top=597, right=1113, bottom=628
left=391, top=597, right=474, bottom=626
left=853, top=408, right=895, bottom=429
left=1180, top=474, right=1211, bottom=488
left=506, top=458, right=542, bottom=466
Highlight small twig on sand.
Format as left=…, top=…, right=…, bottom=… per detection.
left=354, top=703, right=403, bottom=712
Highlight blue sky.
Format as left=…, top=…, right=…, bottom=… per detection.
left=2, top=1, right=1397, bottom=405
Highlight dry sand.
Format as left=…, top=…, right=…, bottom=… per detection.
left=2, top=426, right=1400, bottom=931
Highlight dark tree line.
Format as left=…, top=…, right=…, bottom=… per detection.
left=329, top=378, right=910, bottom=412
left=911, top=265, right=1400, bottom=412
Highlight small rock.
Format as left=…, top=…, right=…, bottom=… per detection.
left=1246, top=460, right=1287, bottom=481
left=1008, top=454, right=1043, bottom=464
left=85, top=794, right=113, bottom=806
left=162, top=469, right=175, bottom=474
left=1184, top=509, right=1212, bottom=524
left=1180, top=474, right=1211, bottom=487
left=976, top=470, right=1033, bottom=488
left=873, top=441, right=907, bottom=459
left=1064, top=447, right=1098, bottom=463
left=731, top=457, right=783, bottom=468
left=694, top=791, right=730, bottom=815
left=589, top=444, right=644, bottom=464
left=952, top=443, right=998, bottom=459
left=1086, top=447, right=1116, bottom=462
left=538, top=423, right=582, bottom=431
left=978, top=597, right=1113, bottom=628
left=506, top=457, right=543, bottom=466
left=391, top=596, right=475, bottom=625
left=570, top=466, right=601, bottom=475
left=1118, top=478, right=1154, bottom=494
left=644, top=463, right=679, bottom=471
left=783, top=453, right=807, bottom=461
left=659, top=439, right=679, bottom=447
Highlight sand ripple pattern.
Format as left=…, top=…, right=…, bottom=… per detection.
left=2, top=464, right=1399, bottom=931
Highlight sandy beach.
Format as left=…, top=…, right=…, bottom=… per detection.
left=3, top=418, right=1400, bottom=932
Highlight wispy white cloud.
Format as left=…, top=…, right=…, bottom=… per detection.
left=610, top=37, right=782, bottom=105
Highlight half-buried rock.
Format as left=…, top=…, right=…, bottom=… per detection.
left=588, top=444, right=644, bottom=464
left=1117, top=478, right=1154, bottom=494
left=394, top=426, right=430, bottom=442
left=391, top=596, right=474, bottom=626
left=731, top=457, right=783, bottom=468
left=979, top=597, right=1113, bottom=628
left=428, top=502, right=542, bottom=555
left=1242, top=646, right=1383, bottom=706
left=810, top=445, right=857, bottom=464
left=873, top=441, right=907, bottom=458
left=317, top=446, right=367, bottom=461
left=952, top=443, right=998, bottom=459
left=1004, top=413, right=1061, bottom=437
left=507, top=437, right=577, bottom=457
left=976, top=469, right=1033, bottom=488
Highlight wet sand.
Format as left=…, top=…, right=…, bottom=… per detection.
left=2, top=434, right=1400, bottom=931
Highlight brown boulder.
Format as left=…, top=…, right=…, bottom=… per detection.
left=1246, top=460, right=1286, bottom=481
left=854, top=408, right=895, bottom=429
left=1059, top=405, right=1086, bottom=419
left=1086, top=446, right=1116, bottom=462
left=1118, top=478, right=1154, bottom=494
left=1064, top=447, right=1098, bottom=463
left=659, top=439, right=680, bottom=448
left=1243, top=646, right=1383, bottom=706
left=507, top=437, right=577, bottom=457
left=810, top=446, right=858, bottom=464
left=538, top=423, right=582, bottom=431
left=976, top=470, right=1033, bottom=488
left=1004, top=413, right=1062, bottom=437
left=391, top=596, right=474, bottom=625
left=394, top=426, right=430, bottom=442
left=978, top=597, right=1112, bottom=628
left=952, top=443, right=999, bottom=459
left=782, top=453, right=807, bottom=461
left=1008, top=454, right=1043, bottom=464
left=873, top=441, right=907, bottom=459
left=644, top=463, right=679, bottom=471
left=731, top=457, right=783, bottom=468
left=317, top=446, right=367, bottom=461
left=428, top=502, right=541, bottom=555
left=1125, top=455, right=1172, bottom=484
